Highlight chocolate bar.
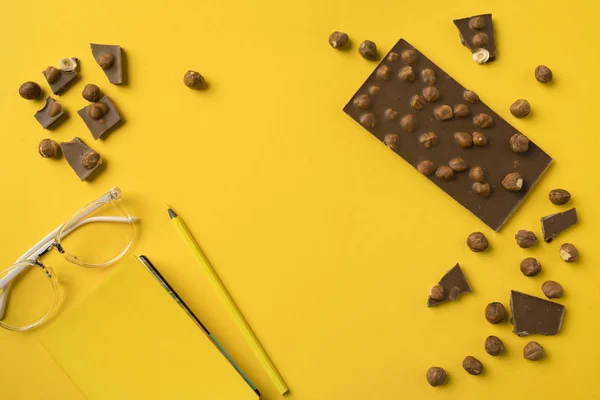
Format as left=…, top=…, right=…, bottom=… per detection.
left=343, top=39, right=552, bottom=231
left=541, top=208, right=577, bottom=242
left=453, top=14, right=497, bottom=63
left=510, top=290, right=565, bottom=336
left=34, top=97, right=66, bottom=129
left=77, top=96, right=123, bottom=140
left=42, top=68, right=78, bottom=95
left=427, top=264, right=472, bottom=307
left=91, top=43, right=124, bottom=84
left=60, top=137, right=103, bottom=181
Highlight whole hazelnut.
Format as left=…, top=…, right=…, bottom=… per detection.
left=48, top=102, right=62, bottom=118
left=449, top=157, right=467, bottom=172
left=401, top=49, right=418, bottom=64
left=435, top=166, right=454, bottom=181
left=82, top=84, right=101, bottom=102
left=400, top=114, right=417, bottom=132
left=398, top=66, right=415, bottom=82
left=88, top=102, right=108, bottom=119
left=82, top=150, right=102, bottom=169
left=422, top=86, right=440, bottom=102
left=502, top=172, right=524, bottom=192
left=384, top=108, right=398, bottom=120
left=474, top=113, right=493, bottom=128
left=523, top=341, right=544, bottom=361
left=535, top=65, right=553, bottom=84
left=376, top=65, right=392, bottom=80
left=462, top=356, right=483, bottom=375
left=520, top=257, right=542, bottom=277
left=368, top=85, right=380, bottom=95
left=98, top=53, right=115, bottom=70
left=358, top=40, right=377, bottom=60
left=387, top=52, right=400, bottom=62
left=453, top=104, right=470, bottom=118
left=473, top=182, right=491, bottom=198
left=467, top=232, right=488, bottom=252
left=469, top=166, right=485, bottom=182
left=184, top=70, right=205, bottom=89
left=328, top=31, right=349, bottom=49
left=509, top=133, right=529, bottom=153
left=542, top=281, right=563, bottom=299
left=434, top=105, right=453, bottom=121
left=469, top=16, right=486, bottom=30
left=463, top=90, right=479, bottom=103
left=472, top=32, right=489, bottom=47
left=426, top=367, right=446, bottom=387
left=429, top=284, right=444, bottom=301
left=472, top=132, right=487, bottom=147
left=421, top=68, right=436, bottom=85
left=411, top=94, right=426, bottom=110
left=485, top=336, right=504, bottom=356
left=549, top=189, right=571, bottom=205
left=510, top=99, right=531, bottom=118
left=559, top=243, right=578, bottom=262
left=515, top=230, right=537, bottom=248
left=454, top=132, right=473, bottom=148
left=419, top=132, right=439, bottom=148
left=353, top=94, right=371, bottom=110
left=417, top=160, right=436, bottom=176
left=44, top=66, right=61, bottom=84
left=448, top=286, right=461, bottom=300
left=360, top=113, right=376, bottom=128
left=38, top=139, right=60, bottom=158
left=19, top=81, right=41, bottom=100
left=485, top=302, right=505, bottom=324
left=383, top=133, right=399, bottom=150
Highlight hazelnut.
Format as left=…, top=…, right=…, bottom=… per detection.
left=419, top=132, right=439, bottom=148
left=473, top=48, right=490, bottom=64
left=82, top=84, right=101, bottom=102
left=410, top=94, right=426, bottom=110
left=360, top=113, right=376, bottom=128
left=502, top=172, right=523, bottom=192
left=19, top=81, right=41, bottom=100
left=435, top=166, right=454, bottom=181
left=422, top=86, right=440, bottom=102
left=549, top=189, right=571, bottom=205
left=48, top=102, right=62, bottom=118
left=473, top=182, right=491, bottom=198
left=368, top=85, right=380, bottom=95
left=449, top=157, right=467, bottom=172
left=58, top=57, right=77, bottom=71
left=474, top=113, right=493, bottom=128
left=515, top=230, right=537, bottom=248
left=472, top=32, right=489, bottom=47
left=353, top=94, right=371, bottom=110
left=400, top=114, right=417, bottom=132
left=328, top=31, right=349, bottom=49
left=520, top=257, right=542, bottom=277
left=523, top=341, right=544, bottom=361
left=88, top=102, right=108, bottom=119
left=469, top=16, right=486, bottom=30
left=462, top=356, right=483, bottom=375
left=559, top=243, right=578, bottom=262
left=463, top=90, right=479, bottom=103
left=429, top=284, right=444, bottom=301
left=38, top=139, right=60, bottom=158
left=485, top=302, right=505, bottom=324
left=453, top=104, right=470, bottom=118
left=358, top=40, right=377, bottom=60
left=184, top=70, right=205, bottom=89
left=485, top=336, right=504, bottom=356
left=542, top=281, right=563, bottom=299
left=383, top=133, right=399, bottom=151
left=469, top=166, right=485, bottom=182
left=98, top=53, right=115, bottom=70
left=401, top=49, right=418, bottom=64
left=417, top=160, right=436, bottom=176
left=454, top=132, right=473, bottom=148
left=472, top=132, right=487, bottom=147
left=384, top=108, right=398, bottom=120
left=82, top=150, right=102, bottom=169
left=376, top=65, right=392, bottom=80
left=426, top=367, right=446, bottom=387
left=421, top=68, right=436, bottom=85
left=510, top=99, right=531, bottom=118
left=398, top=66, right=415, bottom=82
left=467, top=232, right=488, bottom=252
left=44, top=66, right=61, bottom=84
left=387, top=52, right=400, bottom=62
left=448, top=286, right=461, bottom=300
left=434, top=105, right=453, bottom=121
left=535, top=65, right=553, bottom=84
left=509, top=133, right=529, bottom=153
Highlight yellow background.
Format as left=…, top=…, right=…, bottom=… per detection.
left=0, top=0, right=598, bottom=399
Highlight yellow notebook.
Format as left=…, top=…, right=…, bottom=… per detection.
left=40, top=257, right=259, bottom=400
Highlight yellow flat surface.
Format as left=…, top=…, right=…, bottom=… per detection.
left=0, top=0, right=598, bottom=399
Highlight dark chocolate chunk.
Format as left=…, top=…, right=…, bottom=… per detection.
left=77, top=96, right=123, bottom=140
left=60, top=137, right=103, bottom=181
left=91, top=43, right=123, bottom=84
left=453, top=14, right=497, bottom=63
left=510, top=290, right=565, bottom=336
left=541, top=208, right=577, bottom=242
left=343, top=39, right=552, bottom=231
left=428, top=264, right=472, bottom=307
left=42, top=68, right=78, bottom=95
left=34, top=97, right=66, bottom=129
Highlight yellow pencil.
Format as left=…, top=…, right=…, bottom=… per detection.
left=167, top=206, right=289, bottom=395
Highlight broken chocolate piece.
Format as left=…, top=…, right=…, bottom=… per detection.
left=60, top=137, right=103, bottom=181
left=77, top=96, right=122, bottom=140
left=34, top=97, right=66, bottom=129
left=42, top=67, right=78, bottom=95
left=510, top=290, right=565, bottom=336
left=427, top=264, right=472, bottom=307
left=91, top=43, right=123, bottom=84
left=343, top=39, right=552, bottom=231
left=453, top=14, right=497, bottom=63
left=541, top=208, right=577, bottom=242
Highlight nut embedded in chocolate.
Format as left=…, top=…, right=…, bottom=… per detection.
left=184, top=70, right=205, bottom=89
left=472, top=132, right=487, bottom=147
left=453, top=104, right=470, bottom=118
left=376, top=65, right=392, bottom=80
left=417, top=160, right=436, bottom=176
left=82, top=84, right=101, bottom=102
left=485, top=302, right=506, bottom=324
left=469, top=166, right=484, bottom=182
left=384, top=108, right=398, bottom=120
left=420, top=68, right=436, bottom=85
left=472, top=32, right=488, bottom=47
left=328, top=31, right=349, bottom=49
left=398, top=66, right=415, bottom=82
left=435, top=166, right=454, bottom=181
left=98, top=53, right=115, bottom=70
left=559, top=243, right=578, bottom=262
left=426, top=367, right=446, bottom=387
left=449, top=157, right=467, bottom=172
left=523, top=341, right=544, bottom=361
left=515, top=230, right=537, bottom=248
left=434, top=105, right=453, bottom=121
left=535, top=65, right=553, bottom=84
left=510, top=99, right=531, bottom=118
left=401, top=49, right=418, bottom=64
left=473, top=48, right=490, bottom=64
left=19, top=81, right=41, bottom=100
left=473, top=182, right=491, bottom=197
left=509, top=133, right=529, bottom=153
left=44, top=66, right=61, bottom=84
left=454, top=132, right=473, bottom=148
left=473, top=113, right=493, bottom=128
left=82, top=150, right=102, bottom=169
left=88, top=102, right=108, bottom=119
left=353, top=94, right=371, bottom=110
left=422, top=86, right=440, bottom=102
left=502, top=172, right=523, bottom=191
left=38, top=139, right=60, bottom=158
left=463, top=89, right=479, bottom=103
left=48, top=102, right=62, bottom=118
left=469, top=16, right=486, bottom=30
left=358, top=40, right=377, bottom=60
left=520, top=257, right=542, bottom=277
left=400, top=114, right=417, bottom=132
left=429, top=284, right=444, bottom=301
left=368, top=85, right=380, bottom=95
left=462, top=356, right=483, bottom=375
left=549, top=189, right=571, bottom=205
left=411, top=94, right=426, bottom=110
left=383, top=133, right=399, bottom=150
left=359, top=113, right=376, bottom=128
left=467, top=232, right=488, bottom=252
left=419, top=132, right=439, bottom=148
left=485, top=336, right=504, bottom=356
left=387, top=52, right=400, bottom=62
left=542, top=281, right=563, bottom=299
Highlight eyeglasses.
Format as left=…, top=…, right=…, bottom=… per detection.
left=0, top=187, right=137, bottom=331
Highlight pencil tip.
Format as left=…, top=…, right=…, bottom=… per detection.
left=167, top=206, right=178, bottom=219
